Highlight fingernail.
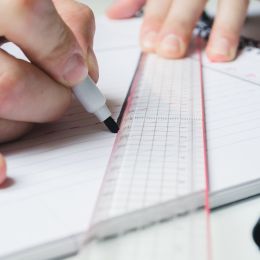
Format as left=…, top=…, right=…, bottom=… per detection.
left=63, top=53, right=88, bottom=85
left=159, top=34, right=182, bottom=54
left=210, top=37, right=233, bottom=57
left=142, top=31, right=158, bottom=50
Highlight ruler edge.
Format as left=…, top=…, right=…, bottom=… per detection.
left=85, top=178, right=260, bottom=243
left=89, top=53, right=147, bottom=225
left=116, top=54, right=144, bottom=127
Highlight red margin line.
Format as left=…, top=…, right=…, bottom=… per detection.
left=196, top=37, right=213, bottom=260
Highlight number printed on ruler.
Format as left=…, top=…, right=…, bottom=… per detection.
left=93, top=53, right=206, bottom=223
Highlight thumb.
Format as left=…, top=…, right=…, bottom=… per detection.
left=107, top=0, right=146, bottom=19
left=53, top=0, right=98, bottom=82
left=0, top=0, right=87, bottom=87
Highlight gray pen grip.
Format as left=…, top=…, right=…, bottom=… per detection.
left=73, top=77, right=106, bottom=113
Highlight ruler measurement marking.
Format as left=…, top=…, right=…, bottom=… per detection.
left=124, top=57, right=155, bottom=212
left=159, top=60, right=173, bottom=201
left=96, top=54, right=206, bottom=216
left=90, top=48, right=209, bottom=260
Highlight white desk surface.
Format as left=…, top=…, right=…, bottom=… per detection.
left=68, top=1, right=260, bottom=259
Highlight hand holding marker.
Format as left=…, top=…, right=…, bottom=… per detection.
left=74, top=76, right=119, bottom=133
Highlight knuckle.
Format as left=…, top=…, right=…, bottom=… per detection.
left=41, top=22, right=73, bottom=63
left=0, top=68, right=24, bottom=115
left=171, top=19, right=192, bottom=33
left=142, top=16, right=164, bottom=32
left=78, top=5, right=96, bottom=31
left=76, top=3, right=95, bottom=19
left=14, top=0, right=42, bottom=13
left=12, top=0, right=54, bottom=27
left=46, top=93, right=72, bottom=123
left=240, top=0, right=249, bottom=8
left=162, top=19, right=193, bottom=42
left=82, top=6, right=95, bottom=21
left=15, top=0, right=35, bottom=10
left=211, top=25, right=238, bottom=43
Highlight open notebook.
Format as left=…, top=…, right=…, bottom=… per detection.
left=0, top=17, right=260, bottom=260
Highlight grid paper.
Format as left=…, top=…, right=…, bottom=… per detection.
left=93, top=53, right=206, bottom=224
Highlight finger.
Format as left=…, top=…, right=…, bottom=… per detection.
left=0, top=50, right=72, bottom=123
left=140, top=0, right=172, bottom=52
left=53, top=0, right=98, bottom=81
left=0, top=0, right=87, bottom=86
left=107, top=0, right=146, bottom=19
left=53, top=1, right=95, bottom=53
left=0, top=119, right=33, bottom=144
left=206, top=0, right=249, bottom=62
left=156, top=0, right=207, bottom=59
left=86, top=48, right=99, bottom=82
left=0, top=154, right=7, bottom=185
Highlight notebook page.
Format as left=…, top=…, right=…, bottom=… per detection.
left=94, top=17, right=142, bottom=52
left=202, top=47, right=260, bottom=191
left=92, top=45, right=260, bottom=227
left=94, top=17, right=260, bottom=198
left=0, top=21, right=140, bottom=258
left=1, top=14, right=260, bottom=259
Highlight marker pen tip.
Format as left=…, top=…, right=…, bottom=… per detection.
left=104, top=117, right=119, bottom=133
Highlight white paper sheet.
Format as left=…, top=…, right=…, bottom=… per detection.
left=202, top=47, right=260, bottom=191
left=0, top=18, right=140, bottom=258
left=1, top=15, right=260, bottom=260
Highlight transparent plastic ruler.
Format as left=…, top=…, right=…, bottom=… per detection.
left=81, top=40, right=211, bottom=260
